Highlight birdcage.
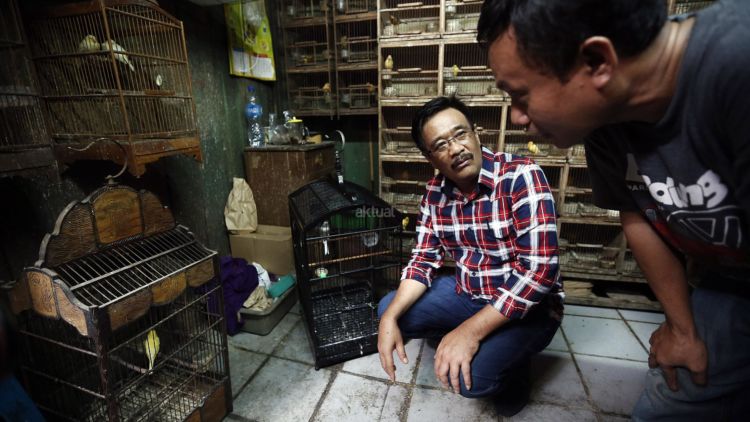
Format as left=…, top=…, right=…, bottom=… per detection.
left=379, top=0, right=439, bottom=39
left=620, top=248, right=644, bottom=278
left=443, top=42, right=500, bottom=97
left=23, top=0, right=202, bottom=177
left=443, top=0, right=482, bottom=35
left=671, top=0, right=715, bottom=14
left=289, top=179, right=403, bottom=369
left=337, top=78, right=377, bottom=113
left=560, top=167, right=619, bottom=221
left=281, top=0, right=327, bottom=19
left=501, top=112, right=569, bottom=162
left=289, top=72, right=336, bottom=115
left=0, top=0, right=54, bottom=174
left=3, top=184, right=231, bottom=421
left=558, top=220, right=623, bottom=277
left=333, top=0, right=376, bottom=14
left=381, top=160, right=432, bottom=211
left=335, top=16, right=377, bottom=65
left=379, top=106, right=420, bottom=154
left=537, top=162, right=563, bottom=204
left=381, top=44, right=439, bottom=98
left=467, top=106, right=504, bottom=151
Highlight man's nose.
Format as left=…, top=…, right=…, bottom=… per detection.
left=510, top=105, right=530, bottom=128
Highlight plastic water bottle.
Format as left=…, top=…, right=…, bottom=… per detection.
left=245, top=86, right=264, bottom=147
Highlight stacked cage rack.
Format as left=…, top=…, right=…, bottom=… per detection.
left=280, top=1, right=335, bottom=117
left=289, top=179, right=403, bottom=369
left=3, top=184, right=231, bottom=421
left=0, top=0, right=54, bottom=174
left=333, top=1, right=378, bottom=115
left=23, top=0, right=202, bottom=177
left=379, top=0, right=440, bottom=40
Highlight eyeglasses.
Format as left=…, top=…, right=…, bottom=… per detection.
left=426, top=129, right=474, bottom=156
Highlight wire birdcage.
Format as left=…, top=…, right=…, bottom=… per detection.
left=334, top=18, right=377, bottom=114
left=0, top=0, right=53, bottom=173
left=501, top=112, right=568, bottom=162
left=558, top=220, right=623, bottom=276
left=671, top=0, right=715, bottom=14
left=333, top=0, right=376, bottom=15
left=443, top=42, right=500, bottom=97
left=289, top=179, right=403, bottom=369
left=380, top=0, right=439, bottom=39
left=23, top=0, right=201, bottom=177
left=443, top=0, right=482, bottom=35
left=4, top=184, right=231, bottom=422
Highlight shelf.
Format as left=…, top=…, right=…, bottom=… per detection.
left=339, top=107, right=378, bottom=115
left=380, top=153, right=427, bottom=163
left=287, top=64, right=331, bottom=74
left=295, top=109, right=335, bottom=117
left=565, top=293, right=661, bottom=312
left=558, top=216, right=622, bottom=226
left=380, top=4, right=441, bottom=12
left=337, top=62, right=378, bottom=71
left=334, top=11, right=377, bottom=23
left=282, top=16, right=329, bottom=28
left=379, top=36, right=441, bottom=47
left=562, top=270, right=646, bottom=284
left=381, top=179, right=426, bottom=187
left=441, top=31, right=480, bottom=43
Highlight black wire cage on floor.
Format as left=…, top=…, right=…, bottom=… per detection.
left=289, top=179, right=403, bottom=369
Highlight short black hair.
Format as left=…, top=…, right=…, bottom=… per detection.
left=477, top=0, right=668, bottom=80
left=411, top=96, right=475, bottom=153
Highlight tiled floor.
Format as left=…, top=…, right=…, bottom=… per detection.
left=224, top=302, right=664, bottom=422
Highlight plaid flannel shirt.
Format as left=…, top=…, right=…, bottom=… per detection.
left=402, top=147, right=562, bottom=319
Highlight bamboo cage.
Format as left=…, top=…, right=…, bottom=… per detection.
left=381, top=44, right=439, bottom=98
left=443, top=0, right=482, bottom=35
left=334, top=16, right=377, bottom=115
left=0, top=0, right=54, bottom=174
left=443, top=42, right=501, bottom=97
left=379, top=0, right=440, bottom=39
left=23, top=0, right=201, bottom=177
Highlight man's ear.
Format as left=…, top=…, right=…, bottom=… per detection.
left=580, top=36, right=618, bottom=89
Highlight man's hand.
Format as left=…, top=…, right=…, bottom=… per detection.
left=434, top=324, right=480, bottom=393
left=648, top=321, right=708, bottom=391
left=378, top=316, right=408, bottom=382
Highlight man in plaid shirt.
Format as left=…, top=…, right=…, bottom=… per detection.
left=377, top=96, right=563, bottom=416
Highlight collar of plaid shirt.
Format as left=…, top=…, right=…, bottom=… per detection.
left=404, top=146, right=562, bottom=320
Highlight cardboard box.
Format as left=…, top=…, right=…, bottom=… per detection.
left=229, top=225, right=295, bottom=275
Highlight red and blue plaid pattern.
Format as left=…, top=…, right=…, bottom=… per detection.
left=402, top=147, right=562, bottom=319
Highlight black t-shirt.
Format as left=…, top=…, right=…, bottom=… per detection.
left=585, top=0, right=750, bottom=272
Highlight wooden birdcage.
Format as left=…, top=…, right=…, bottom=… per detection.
left=379, top=0, right=439, bottom=39
left=4, top=184, right=231, bottom=421
left=443, top=41, right=500, bottom=98
left=381, top=44, right=439, bottom=99
left=23, top=0, right=202, bottom=177
left=443, top=0, right=482, bottom=36
left=0, top=0, right=54, bottom=175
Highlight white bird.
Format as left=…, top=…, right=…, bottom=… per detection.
left=78, top=35, right=100, bottom=53
left=384, top=55, right=394, bottom=71
left=101, top=39, right=134, bottom=72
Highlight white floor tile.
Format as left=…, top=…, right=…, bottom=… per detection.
left=342, top=339, right=423, bottom=383
left=232, top=357, right=331, bottom=422
left=530, top=351, right=589, bottom=408
left=545, top=328, right=568, bottom=352
left=273, top=320, right=315, bottom=364
left=407, top=387, right=496, bottom=422
left=313, top=373, right=389, bottom=422
left=619, top=309, right=665, bottom=324
left=598, top=415, right=631, bottom=422
left=415, top=340, right=442, bottom=389
left=626, top=321, right=659, bottom=351
left=508, top=403, right=597, bottom=422
left=229, top=312, right=300, bottom=354
left=564, top=304, right=621, bottom=319
left=228, top=345, right=266, bottom=398
left=289, top=300, right=301, bottom=315
left=563, top=315, right=648, bottom=361
left=380, top=384, right=409, bottom=421
left=575, top=354, right=647, bottom=415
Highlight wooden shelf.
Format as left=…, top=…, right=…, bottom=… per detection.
left=334, top=11, right=377, bottom=23
left=282, top=16, right=329, bottom=28
left=558, top=216, right=622, bottom=226
left=337, top=62, right=378, bottom=71
left=565, top=294, right=661, bottom=312
left=295, top=109, right=335, bottom=117
left=287, top=64, right=331, bottom=74
left=380, top=4, right=441, bottom=13
left=380, top=153, right=427, bottom=163
left=339, top=107, right=378, bottom=115
left=379, top=36, right=441, bottom=47
left=562, top=270, right=646, bottom=284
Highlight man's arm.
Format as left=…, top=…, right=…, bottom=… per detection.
left=378, top=195, right=443, bottom=381
left=621, top=211, right=707, bottom=390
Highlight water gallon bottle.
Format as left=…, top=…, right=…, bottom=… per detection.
left=245, top=86, right=264, bottom=147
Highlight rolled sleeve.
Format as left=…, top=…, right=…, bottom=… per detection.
left=401, top=197, right=444, bottom=287
left=492, top=163, right=560, bottom=319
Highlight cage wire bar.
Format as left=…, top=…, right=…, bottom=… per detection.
left=381, top=44, right=439, bottom=98
left=6, top=185, right=231, bottom=422
left=23, top=0, right=201, bottom=176
left=442, top=42, right=501, bottom=97
left=289, top=179, right=403, bottom=369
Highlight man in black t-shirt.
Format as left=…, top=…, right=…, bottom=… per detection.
left=478, top=0, right=750, bottom=420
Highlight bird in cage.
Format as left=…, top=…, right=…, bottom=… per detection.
left=527, top=141, right=540, bottom=154
left=101, top=39, right=134, bottom=72
left=78, top=34, right=100, bottom=53
left=322, top=82, right=332, bottom=104
left=366, top=82, right=376, bottom=93
left=452, top=64, right=460, bottom=78
left=389, top=14, right=401, bottom=26
left=143, top=329, right=160, bottom=371
left=384, top=54, right=394, bottom=70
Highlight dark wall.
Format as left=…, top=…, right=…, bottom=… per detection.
left=0, top=0, right=280, bottom=281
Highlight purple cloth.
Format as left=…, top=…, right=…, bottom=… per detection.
left=220, top=256, right=259, bottom=335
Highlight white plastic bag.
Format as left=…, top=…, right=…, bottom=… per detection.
left=225, top=177, right=258, bottom=234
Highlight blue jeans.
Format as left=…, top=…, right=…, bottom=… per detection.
left=377, top=275, right=560, bottom=398
left=632, top=288, right=750, bottom=421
